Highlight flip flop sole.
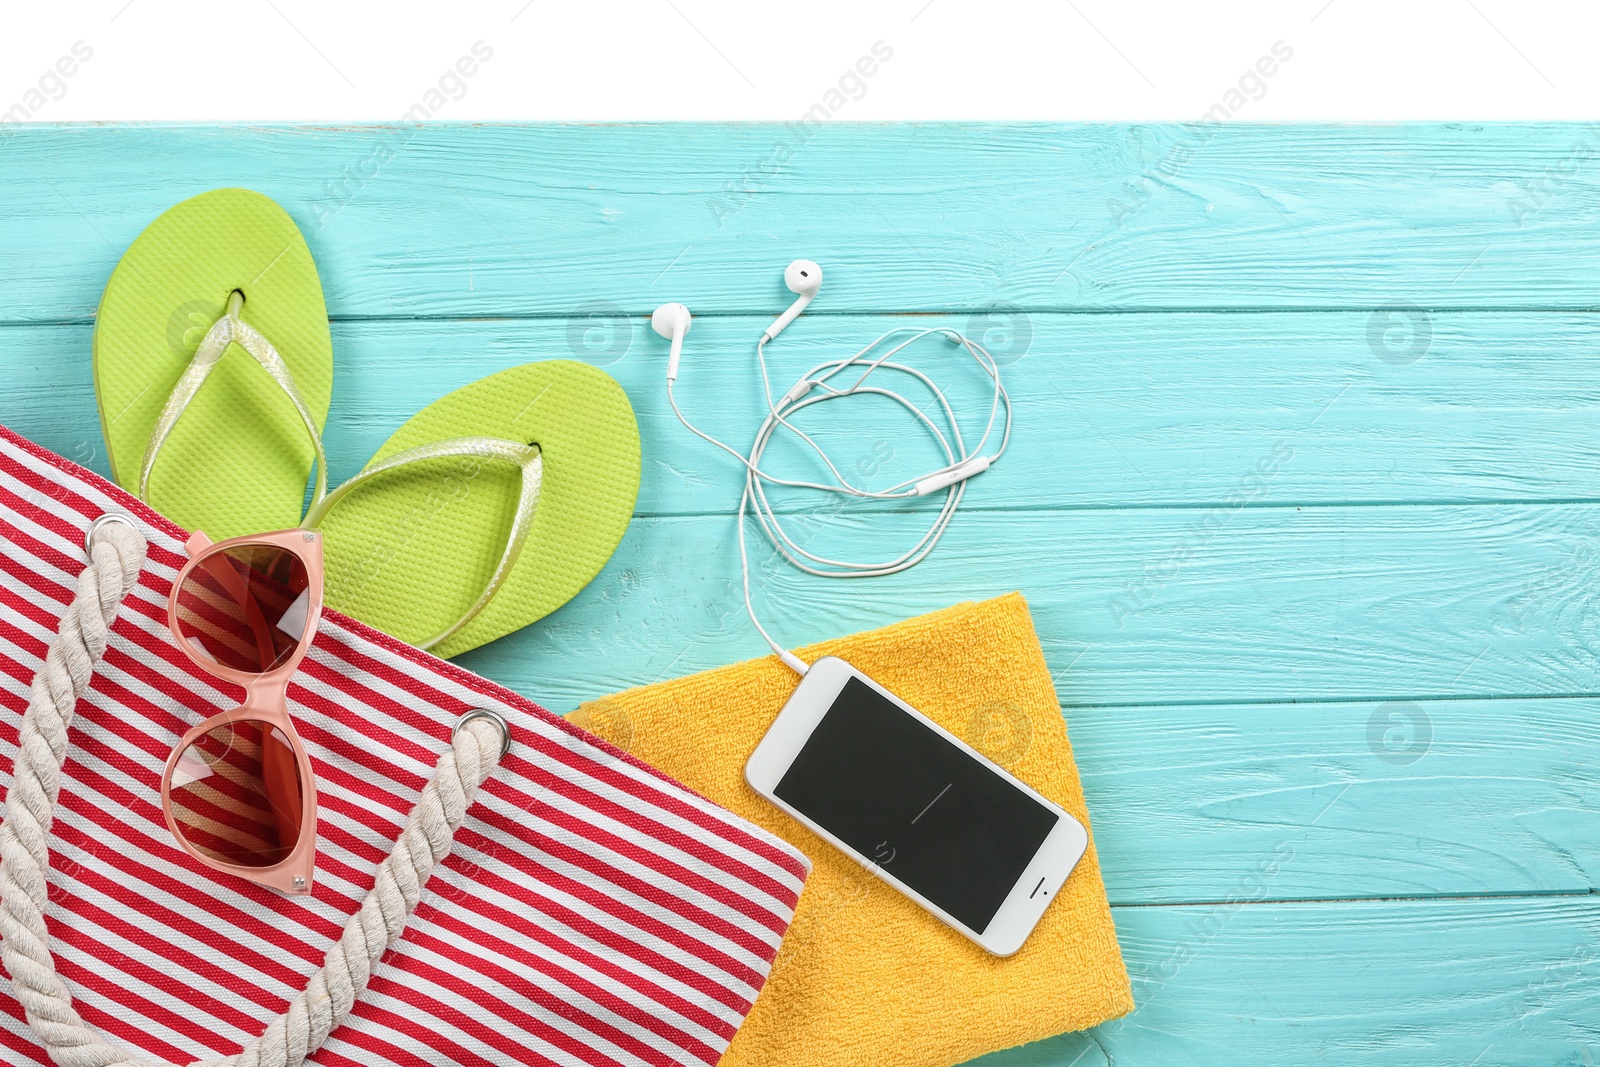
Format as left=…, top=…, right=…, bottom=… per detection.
left=93, top=189, right=333, bottom=540
left=316, top=361, right=642, bottom=658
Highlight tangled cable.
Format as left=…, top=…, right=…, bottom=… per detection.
left=668, top=324, right=1012, bottom=675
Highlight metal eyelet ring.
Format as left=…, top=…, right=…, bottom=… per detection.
left=453, top=707, right=512, bottom=760
left=84, top=512, right=140, bottom=557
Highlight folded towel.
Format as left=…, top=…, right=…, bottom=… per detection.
left=568, top=593, right=1132, bottom=1066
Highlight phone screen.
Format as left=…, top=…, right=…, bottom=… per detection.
left=773, top=676, right=1059, bottom=933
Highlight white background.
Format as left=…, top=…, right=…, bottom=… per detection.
left=2, top=1, right=1595, bottom=122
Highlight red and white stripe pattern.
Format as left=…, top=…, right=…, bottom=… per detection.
left=0, top=426, right=810, bottom=1067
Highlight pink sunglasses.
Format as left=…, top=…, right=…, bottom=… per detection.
left=161, top=528, right=324, bottom=895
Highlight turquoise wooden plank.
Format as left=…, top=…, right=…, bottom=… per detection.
left=6, top=310, right=1600, bottom=515
left=974, top=896, right=1600, bottom=1065
left=5, top=124, right=1600, bottom=321
left=1074, top=695, right=1600, bottom=904
left=453, top=503, right=1600, bottom=710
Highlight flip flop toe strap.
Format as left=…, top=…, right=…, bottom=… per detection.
left=305, top=436, right=544, bottom=652
left=140, top=291, right=329, bottom=521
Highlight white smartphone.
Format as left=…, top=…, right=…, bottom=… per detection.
left=746, top=656, right=1088, bottom=956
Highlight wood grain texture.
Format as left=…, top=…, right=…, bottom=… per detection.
left=449, top=504, right=1600, bottom=711
left=1, top=123, right=1596, bottom=1065
left=974, top=897, right=1600, bottom=1065
left=6, top=124, right=1600, bottom=321
left=1074, top=695, right=1600, bottom=904
left=6, top=310, right=1600, bottom=514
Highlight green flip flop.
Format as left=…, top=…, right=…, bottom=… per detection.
left=305, top=361, right=641, bottom=659
left=93, top=188, right=333, bottom=540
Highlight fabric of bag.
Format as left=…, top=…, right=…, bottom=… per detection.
left=568, top=594, right=1134, bottom=1067
left=0, top=425, right=810, bottom=1067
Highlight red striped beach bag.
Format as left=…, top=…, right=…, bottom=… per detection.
left=0, top=426, right=810, bottom=1067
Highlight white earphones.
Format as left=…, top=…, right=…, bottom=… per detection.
left=650, top=301, right=691, bottom=383
left=654, top=260, right=1011, bottom=676
left=762, top=259, right=822, bottom=343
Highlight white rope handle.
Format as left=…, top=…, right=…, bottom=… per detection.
left=0, top=517, right=511, bottom=1067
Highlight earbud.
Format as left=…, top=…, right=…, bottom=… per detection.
left=651, top=302, right=692, bottom=383
left=762, top=259, right=823, bottom=343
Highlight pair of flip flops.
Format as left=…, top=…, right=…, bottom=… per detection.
left=93, top=189, right=641, bottom=659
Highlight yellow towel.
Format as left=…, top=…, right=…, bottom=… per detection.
left=568, top=594, right=1133, bottom=1067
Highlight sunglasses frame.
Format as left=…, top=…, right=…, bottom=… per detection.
left=161, top=528, right=323, bottom=896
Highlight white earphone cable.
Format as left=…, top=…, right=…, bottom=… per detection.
left=667, top=320, right=1012, bottom=676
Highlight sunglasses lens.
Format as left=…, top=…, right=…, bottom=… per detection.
left=168, top=718, right=305, bottom=869
left=175, top=544, right=311, bottom=674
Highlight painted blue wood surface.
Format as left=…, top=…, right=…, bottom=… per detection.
left=0, top=124, right=1596, bottom=1065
